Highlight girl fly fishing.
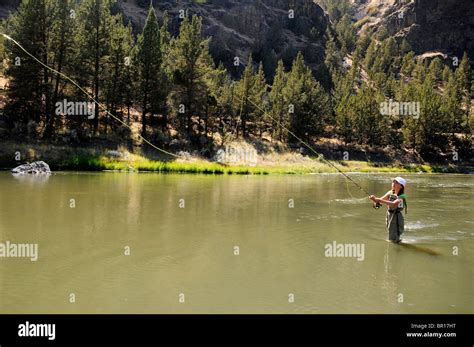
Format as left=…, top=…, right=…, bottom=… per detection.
left=369, top=177, right=407, bottom=243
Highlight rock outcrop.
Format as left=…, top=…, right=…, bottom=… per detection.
left=352, top=0, right=474, bottom=62
left=11, top=161, right=52, bottom=175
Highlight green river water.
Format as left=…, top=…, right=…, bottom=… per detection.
left=0, top=172, right=472, bottom=313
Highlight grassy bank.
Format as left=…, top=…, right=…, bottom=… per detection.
left=52, top=154, right=474, bottom=175
left=0, top=141, right=472, bottom=175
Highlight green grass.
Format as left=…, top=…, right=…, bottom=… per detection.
left=57, top=155, right=469, bottom=175
left=103, top=159, right=317, bottom=175
left=61, top=155, right=272, bottom=174
left=57, top=153, right=349, bottom=175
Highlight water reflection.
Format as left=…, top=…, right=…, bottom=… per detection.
left=12, top=173, right=51, bottom=184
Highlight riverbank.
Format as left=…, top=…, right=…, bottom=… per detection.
left=58, top=155, right=473, bottom=174
left=0, top=141, right=472, bottom=175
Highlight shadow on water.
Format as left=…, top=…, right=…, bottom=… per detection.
left=367, top=234, right=443, bottom=257
left=385, top=240, right=442, bottom=256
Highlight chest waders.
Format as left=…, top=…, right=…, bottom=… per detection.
left=386, top=193, right=406, bottom=243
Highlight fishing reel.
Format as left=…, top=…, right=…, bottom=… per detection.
left=373, top=202, right=382, bottom=209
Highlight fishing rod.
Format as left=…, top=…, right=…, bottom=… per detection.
left=1, top=33, right=180, bottom=159
left=246, top=97, right=373, bottom=199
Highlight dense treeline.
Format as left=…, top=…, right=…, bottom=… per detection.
left=0, top=0, right=472, bottom=161
left=323, top=0, right=473, bottom=159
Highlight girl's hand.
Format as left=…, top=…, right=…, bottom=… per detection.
left=369, top=195, right=377, bottom=202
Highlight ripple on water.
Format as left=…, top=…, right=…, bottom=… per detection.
left=429, top=183, right=474, bottom=188
left=331, top=198, right=366, bottom=204
left=330, top=213, right=359, bottom=219
left=403, top=235, right=460, bottom=243
left=405, top=221, right=440, bottom=230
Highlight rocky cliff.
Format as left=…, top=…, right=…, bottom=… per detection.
left=119, top=0, right=328, bottom=77
left=353, top=0, right=474, bottom=62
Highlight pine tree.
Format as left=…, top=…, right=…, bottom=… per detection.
left=335, top=98, right=354, bottom=143
left=122, top=24, right=136, bottom=126
left=169, top=15, right=214, bottom=137
left=417, top=75, right=444, bottom=153
left=208, top=64, right=235, bottom=139
left=352, top=86, right=386, bottom=146
left=363, top=39, right=377, bottom=72
left=335, top=14, right=356, bottom=54
left=324, top=29, right=343, bottom=79
left=382, top=37, right=398, bottom=74
left=442, top=74, right=463, bottom=137
left=353, top=33, right=371, bottom=62
left=334, top=75, right=355, bottom=144
left=43, top=0, right=78, bottom=139
left=159, top=11, right=171, bottom=49
left=442, top=65, right=451, bottom=83
left=398, top=78, right=422, bottom=150
left=262, top=49, right=278, bottom=83
left=135, top=4, right=163, bottom=137
left=75, top=0, right=117, bottom=135
left=400, top=52, right=416, bottom=78
left=234, top=54, right=255, bottom=138
left=412, top=59, right=427, bottom=83
left=253, top=62, right=268, bottom=138
left=428, top=58, right=442, bottom=82
left=104, top=19, right=134, bottom=134
left=4, top=0, right=50, bottom=135
left=157, top=10, right=173, bottom=130
left=284, top=52, right=329, bottom=141
left=399, top=39, right=411, bottom=55
left=270, top=60, right=288, bottom=141
left=205, top=62, right=230, bottom=137
left=455, top=52, right=472, bottom=101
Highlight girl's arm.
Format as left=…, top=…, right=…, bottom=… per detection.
left=375, top=196, right=401, bottom=209
left=369, top=191, right=390, bottom=203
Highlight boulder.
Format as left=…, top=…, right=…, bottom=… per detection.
left=11, top=161, right=52, bottom=175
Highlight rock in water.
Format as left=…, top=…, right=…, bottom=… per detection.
left=11, top=161, right=51, bottom=175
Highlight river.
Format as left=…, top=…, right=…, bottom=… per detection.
left=0, top=172, right=472, bottom=313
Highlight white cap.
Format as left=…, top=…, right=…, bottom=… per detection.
left=393, top=177, right=407, bottom=187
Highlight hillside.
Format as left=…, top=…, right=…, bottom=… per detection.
left=118, top=0, right=328, bottom=77
left=352, top=0, right=474, bottom=63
